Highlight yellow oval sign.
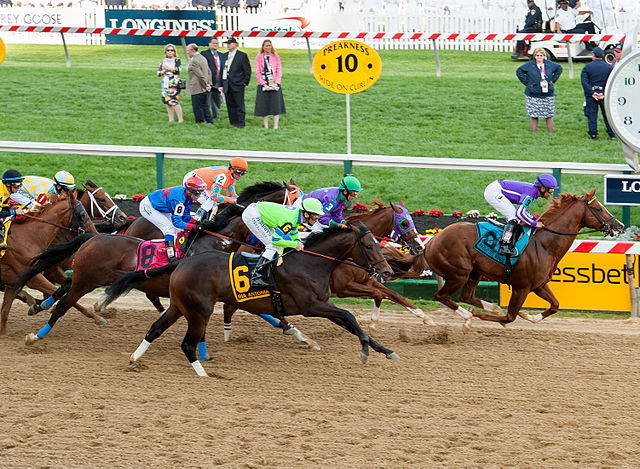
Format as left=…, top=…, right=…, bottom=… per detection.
left=0, top=37, right=5, bottom=67
left=312, top=40, right=381, bottom=94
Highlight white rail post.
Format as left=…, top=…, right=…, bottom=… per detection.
left=432, top=39, right=441, bottom=77
left=626, top=254, right=638, bottom=318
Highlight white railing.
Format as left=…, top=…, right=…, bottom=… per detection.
left=0, top=140, right=630, bottom=188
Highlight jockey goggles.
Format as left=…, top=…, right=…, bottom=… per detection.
left=230, top=167, right=247, bottom=176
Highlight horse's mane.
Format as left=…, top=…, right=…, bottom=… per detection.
left=304, top=225, right=354, bottom=248
left=237, top=181, right=284, bottom=205
left=202, top=203, right=245, bottom=231
left=346, top=199, right=387, bottom=221
left=27, top=194, right=66, bottom=217
left=539, top=191, right=591, bottom=224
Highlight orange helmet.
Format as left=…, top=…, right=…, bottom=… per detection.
left=229, top=157, right=248, bottom=172
left=184, top=175, right=207, bottom=194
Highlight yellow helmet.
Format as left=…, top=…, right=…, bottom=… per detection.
left=54, top=170, right=76, bottom=190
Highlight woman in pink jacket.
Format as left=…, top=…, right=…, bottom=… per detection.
left=254, top=40, right=286, bottom=129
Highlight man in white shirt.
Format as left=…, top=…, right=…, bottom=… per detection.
left=555, top=0, right=595, bottom=33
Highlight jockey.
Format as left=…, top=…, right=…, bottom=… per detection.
left=484, top=174, right=557, bottom=257
left=299, top=175, right=362, bottom=232
left=139, top=175, right=207, bottom=262
left=11, top=170, right=77, bottom=210
left=182, top=157, right=248, bottom=221
left=241, top=197, right=324, bottom=286
left=0, top=169, right=26, bottom=252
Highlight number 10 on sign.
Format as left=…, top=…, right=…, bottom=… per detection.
left=313, top=40, right=382, bottom=160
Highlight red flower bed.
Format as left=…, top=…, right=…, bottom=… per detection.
left=428, top=208, right=444, bottom=218
left=452, top=210, right=463, bottom=218
left=350, top=202, right=368, bottom=212
left=411, top=209, right=426, bottom=216
left=131, top=194, right=147, bottom=202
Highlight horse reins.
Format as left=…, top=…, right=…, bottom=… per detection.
left=541, top=197, right=616, bottom=236
left=20, top=201, right=89, bottom=234
left=200, top=228, right=379, bottom=274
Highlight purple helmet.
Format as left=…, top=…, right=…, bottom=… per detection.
left=534, top=174, right=558, bottom=189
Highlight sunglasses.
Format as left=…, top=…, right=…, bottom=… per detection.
left=232, top=169, right=247, bottom=176
left=166, top=48, right=176, bottom=52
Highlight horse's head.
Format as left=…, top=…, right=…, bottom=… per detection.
left=390, top=199, right=423, bottom=254
left=82, top=180, right=128, bottom=227
left=283, top=178, right=304, bottom=206
left=349, top=221, right=394, bottom=282
left=582, top=188, right=624, bottom=237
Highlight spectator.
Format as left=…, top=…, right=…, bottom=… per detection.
left=511, top=0, right=542, bottom=60
left=104, top=0, right=126, bottom=5
left=581, top=47, right=615, bottom=140
left=217, top=0, right=239, bottom=6
left=221, top=37, right=251, bottom=128
left=244, top=0, right=260, bottom=10
left=157, top=44, right=184, bottom=123
left=516, top=47, right=563, bottom=133
left=186, top=43, right=214, bottom=124
left=254, top=40, right=286, bottom=130
left=201, top=37, right=224, bottom=121
left=612, top=46, right=622, bottom=67
left=555, top=0, right=595, bottom=34
left=193, top=0, right=214, bottom=6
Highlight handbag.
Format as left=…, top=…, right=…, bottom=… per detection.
left=177, top=78, right=187, bottom=90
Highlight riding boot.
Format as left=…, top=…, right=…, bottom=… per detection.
left=164, top=239, right=177, bottom=263
left=251, top=256, right=273, bottom=287
left=498, top=220, right=519, bottom=257
left=0, top=224, right=7, bottom=252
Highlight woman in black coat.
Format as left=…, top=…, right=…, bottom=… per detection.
left=516, top=48, right=563, bottom=133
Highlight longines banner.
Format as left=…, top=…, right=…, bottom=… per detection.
left=104, top=10, right=216, bottom=46
left=500, top=253, right=640, bottom=312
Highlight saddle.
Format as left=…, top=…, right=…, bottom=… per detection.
left=228, top=252, right=285, bottom=316
left=473, top=221, right=534, bottom=284
left=135, top=232, right=187, bottom=270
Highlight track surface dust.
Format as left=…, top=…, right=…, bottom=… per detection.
left=2, top=291, right=640, bottom=467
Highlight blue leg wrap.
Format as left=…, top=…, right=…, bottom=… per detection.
left=41, top=296, right=55, bottom=309
left=164, top=234, right=174, bottom=242
left=259, top=314, right=281, bottom=328
left=36, top=323, right=52, bottom=339
left=198, top=341, right=209, bottom=361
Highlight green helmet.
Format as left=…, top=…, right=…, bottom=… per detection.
left=301, top=197, right=324, bottom=215
left=339, top=175, right=362, bottom=192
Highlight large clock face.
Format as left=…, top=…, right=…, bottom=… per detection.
left=605, top=50, right=640, bottom=152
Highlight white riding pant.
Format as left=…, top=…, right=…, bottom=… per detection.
left=484, top=181, right=517, bottom=221
left=139, top=196, right=181, bottom=239
left=241, top=202, right=278, bottom=260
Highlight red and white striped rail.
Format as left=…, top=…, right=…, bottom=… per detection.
left=568, top=240, right=640, bottom=254
left=0, top=25, right=627, bottom=43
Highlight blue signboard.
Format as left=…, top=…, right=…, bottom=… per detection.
left=604, top=174, right=640, bottom=206
left=104, top=9, right=215, bottom=46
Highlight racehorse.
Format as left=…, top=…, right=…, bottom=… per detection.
left=18, top=205, right=319, bottom=350
left=424, top=189, right=623, bottom=332
left=219, top=200, right=436, bottom=337
left=123, top=223, right=396, bottom=376
left=0, top=192, right=97, bottom=335
left=13, top=180, right=128, bottom=309
left=124, top=180, right=302, bottom=240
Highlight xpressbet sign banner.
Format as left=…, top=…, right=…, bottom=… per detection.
left=104, top=10, right=215, bottom=46
left=500, top=252, right=640, bottom=312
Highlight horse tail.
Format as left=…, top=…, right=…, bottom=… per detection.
left=101, top=262, right=179, bottom=309
left=16, top=233, right=96, bottom=290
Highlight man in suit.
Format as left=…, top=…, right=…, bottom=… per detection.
left=186, top=43, right=214, bottom=124
left=221, top=37, right=251, bottom=128
left=201, top=37, right=224, bottom=121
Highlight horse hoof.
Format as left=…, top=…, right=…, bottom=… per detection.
left=359, top=351, right=369, bottom=363
left=202, top=354, right=211, bottom=362
left=386, top=352, right=400, bottom=360
left=95, top=318, right=108, bottom=326
left=462, top=319, right=472, bottom=334
left=129, top=353, right=137, bottom=364
left=93, top=301, right=103, bottom=313
left=369, top=323, right=378, bottom=336
left=423, top=317, right=436, bottom=326
left=25, top=333, right=38, bottom=345
left=308, top=341, right=321, bottom=351
left=27, top=306, right=40, bottom=316
left=499, top=322, right=507, bottom=328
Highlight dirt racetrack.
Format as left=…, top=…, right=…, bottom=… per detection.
left=2, top=291, right=640, bottom=468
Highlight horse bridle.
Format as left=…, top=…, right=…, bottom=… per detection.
left=351, top=223, right=388, bottom=278
left=85, top=186, right=121, bottom=223
left=22, top=198, right=92, bottom=234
